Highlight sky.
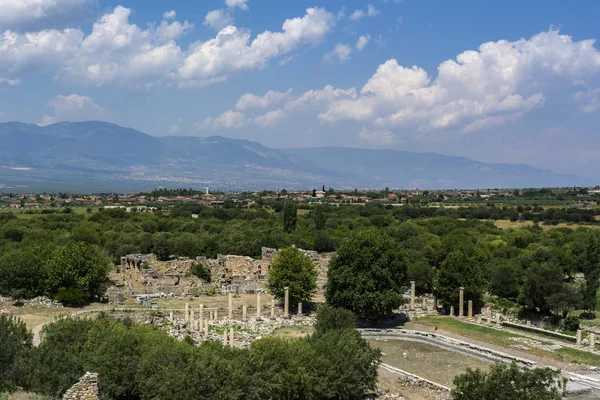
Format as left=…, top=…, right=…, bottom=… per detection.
left=0, top=0, right=600, bottom=179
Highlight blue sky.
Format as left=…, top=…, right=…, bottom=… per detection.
left=1, top=0, right=599, bottom=178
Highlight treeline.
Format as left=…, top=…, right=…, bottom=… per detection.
left=1, top=204, right=599, bottom=322
left=0, top=306, right=379, bottom=400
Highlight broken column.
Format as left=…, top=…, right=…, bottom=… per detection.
left=422, top=297, right=427, bottom=309
left=271, top=299, right=275, bottom=318
left=185, top=303, right=190, bottom=322
left=204, top=323, right=208, bottom=337
left=223, top=331, right=227, bottom=346
left=577, top=329, right=582, bottom=345
left=199, top=304, right=204, bottom=329
left=256, top=292, right=261, bottom=319
left=298, top=302, right=302, bottom=316
left=459, top=287, right=464, bottom=318
left=450, top=306, right=454, bottom=317
left=229, top=327, right=234, bottom=348
left=410, top=281, right=415, bottom=310
left=590, top=333, right=596, bottom=350
left=214, top=308, right=218, bottom=320
left=228, top=293, right=233, bottom=319
left=284, top=287, right=290, bottom=318
left=169, top=311, right=173, bottom=322
left=467, top=300, right=473, bottom=319
left=242, top=304, right=247, bottom=321
left=190, top=310, right=195, bottom=330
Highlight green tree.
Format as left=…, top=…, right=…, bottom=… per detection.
left=435, top=250, right=486, bottom=310
left=0, top=316, right=32, bottom=393
left=521, top=261, right=566, bottom=315
left=282, top=201, right=297, bottom=234
left=581, top=234, right=600, bottom=313
left=267, top=247, right=317, bottom=304
left=44, top=242, right=111, bottom=306
left=452, top=362, right=565, bottom=400
left=0, top=247, right=48, bottom=299
left=326, top=230, right=409, bottom=320
left=312, top=205, right=327, bottom=230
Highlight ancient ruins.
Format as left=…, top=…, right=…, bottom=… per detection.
left=118, top=247, right=332, bottom=296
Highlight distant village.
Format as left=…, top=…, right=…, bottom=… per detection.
left=1, top=185, right=599, bottom=211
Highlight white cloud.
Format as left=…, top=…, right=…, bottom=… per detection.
left=201, top=110, right=248, bottom=129
left=323, top=43, right=352, bottom=63
left=349, top=4, right=380, bottom=21
left=203, top=9, right=232, bottom=31
left=163, top=10, right=176, bottom=20
left=317, top=29, right=600, bottom=135
left=236, top=89, right=292, bottom=110
left=41, top=93, right=106, bottom=125
left=225, top=0, right=249, bottom=10
left=359, top=127, right=396, bottom=145
left=254, top=109, right=285, bottom=127
left=0, top=0, right=95, bottom=31
left=200, top=29, right=600, bottom=140
left=0, top=6, right=333, bottom=88
left=178, top=7, right=335, bottom=83
left=169, top=123, right=181, bottom=134
left=574, top=87, right=600, bottom=113
left=0, top=77, right=22, bottom=88
left=356, top=34, right=371, bottom=50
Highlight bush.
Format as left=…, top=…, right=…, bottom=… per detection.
left=0, top=316, right=32, bottom=393
left=189, top=262, right=211, bottom=282
left=561, top=316, right=580, bottom=332
left=314, top=304, right=356, bottom=336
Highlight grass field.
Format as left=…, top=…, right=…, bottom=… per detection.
left=494, top=220, right=600, bottom=230
left=271, top=325, right=314, bottom=339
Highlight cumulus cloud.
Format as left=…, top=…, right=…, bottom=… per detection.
left=40, top=93, right=106, bottom=125
left=236, top=89, right=292, bottom=110
left=574, top=87, right=600, bottom=113
left=0, top=5, right=334, bottom=88
left=349, top=4, right=380, bottom=21
left=0, top=0, right=95, bottom=31
left=0, top=77, right=22, bottom=88
left=323, top=43, right=352, bottom=63
left=178, top=7, right=335, bottom=84
left=254, top=109, right=286, bottom=127
left=225, top=0, right=249, bottom=10
left=163, top=10, right=176, bottom=20
left=169, top=123, right=181, bottom=134
left=203, top=9, right=232, bottom=31
left=200, top=29, right=600, bottom=141
left=356, top=34, right=371, bottom=50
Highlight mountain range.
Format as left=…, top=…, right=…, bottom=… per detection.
left=0, top=121, right=590, bottom=192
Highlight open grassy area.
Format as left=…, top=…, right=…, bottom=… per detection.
left=272, top=325, right=314, bottom=340
left=554, top=347, right=600, bottom=365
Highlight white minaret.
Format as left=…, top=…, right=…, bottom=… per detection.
left=206, top=187, right=209, bottom=195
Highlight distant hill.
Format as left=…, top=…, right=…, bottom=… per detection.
left=0, top=121, right=590, bottom=191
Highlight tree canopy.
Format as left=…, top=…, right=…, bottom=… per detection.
left=267, top=246, right=317, bottom=304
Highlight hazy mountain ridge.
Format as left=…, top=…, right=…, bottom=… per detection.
left=0, top=121, right=590, bottom=191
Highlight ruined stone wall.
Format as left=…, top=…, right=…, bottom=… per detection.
left=62, top=372, right=100, bottom=400
left=120, top=247, right=332, bottom=296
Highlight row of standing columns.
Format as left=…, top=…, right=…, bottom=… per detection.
left=409, top=283, right=474, bottom=318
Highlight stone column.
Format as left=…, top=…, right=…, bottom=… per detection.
left=214, top=308, right=218, bottom=320
left=458, top=287, right=464, bottom=318
left=223, top=331, right=227, bottom=346
left=271, top=299, right=275, bottom=318
left=298, top=302, right=303, bottom=316
left=467, top=300, right=473, bottom=318
left=169, top=311, right=173, bottom=322
left=229, top=327, right=234, bottom=348
left=496, top=313, right=501, bottom=324
left=228, top=293, right=233, bottom=319
left=422, top=297, right=427, bottom=309
left=185, top=303, right=190, bottom=322
left=204, top=323, right=208, bottom=337
left=577, top=329, right=582, bottom=345
left=256, top=292, right=261, bottom=319
left=199, top=304, right=204, bottom=329
left=284, top=287, right=290, bottom=318
left=450, top=306, right=454, bottom=317
left=590, top=333, right=596, bottom=350
left=410, top=281, right=415, bottom=310
left=190, top=310, right=195, bottom=330
left=242, top=304, right=247, bottom=321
